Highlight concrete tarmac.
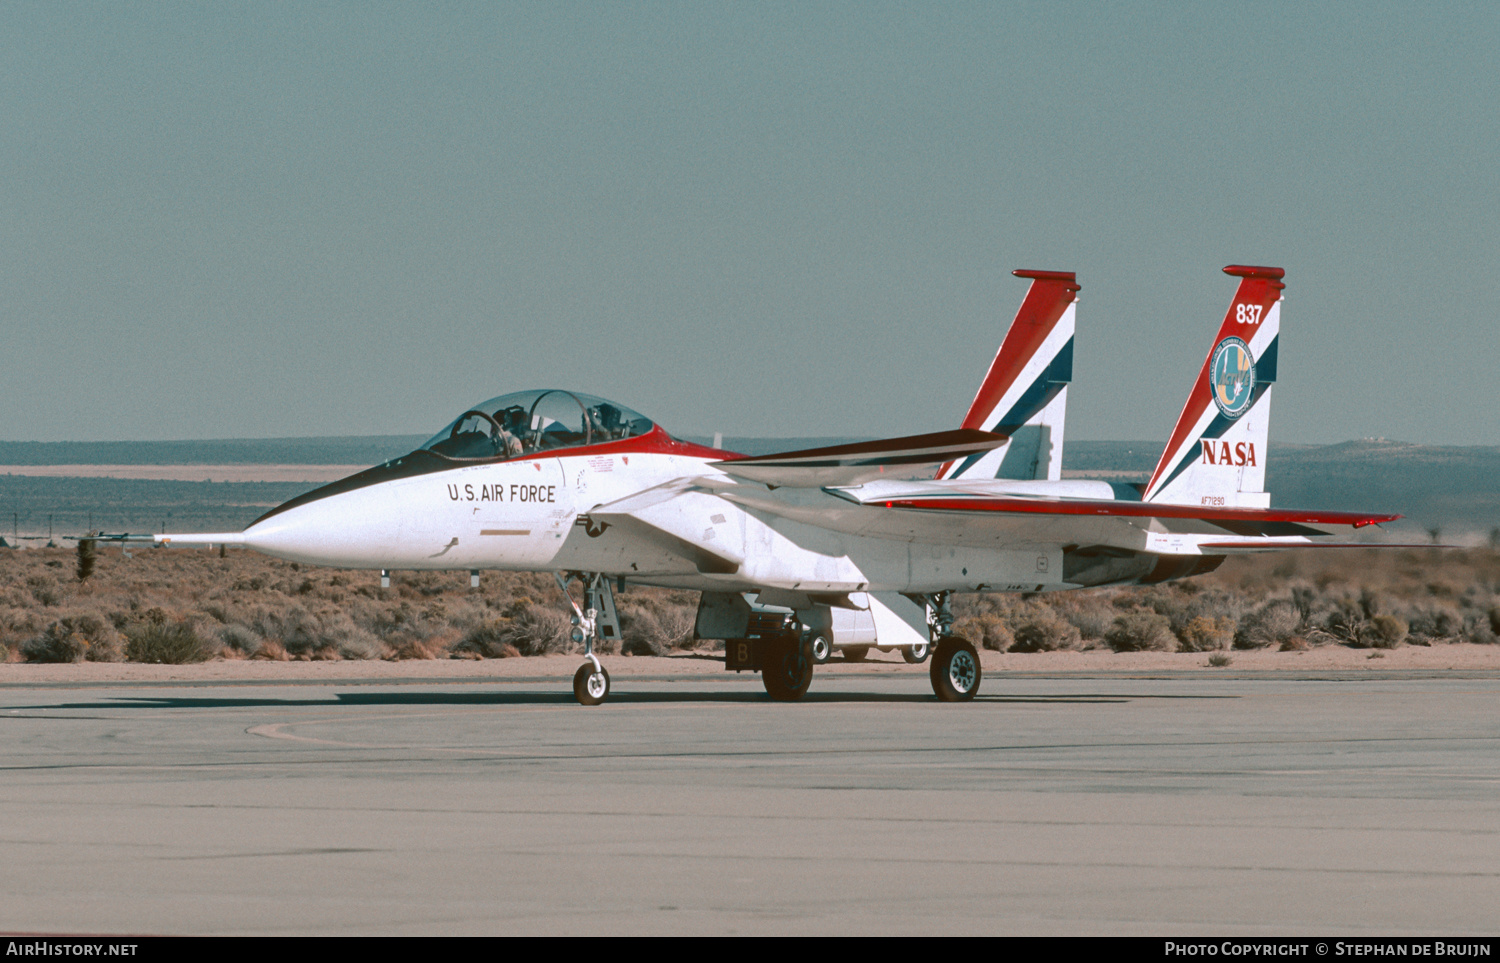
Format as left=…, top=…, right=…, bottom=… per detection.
left=0, top=671, right=1497, bottom=936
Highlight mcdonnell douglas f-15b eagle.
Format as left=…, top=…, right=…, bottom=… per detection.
left=115, top=265, right=1398, bottom=704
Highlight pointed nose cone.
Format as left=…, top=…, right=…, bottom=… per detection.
left=242, top=491, right=403, bottom=568
left=239, top=451, right=449, bottom=567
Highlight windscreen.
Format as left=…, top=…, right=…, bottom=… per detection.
left=421, top=389, right=654, bottom=460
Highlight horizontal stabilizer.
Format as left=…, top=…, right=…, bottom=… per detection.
left=715, top=430, right=1008, bottom=486
left=873, top=494, right=1400, bottom=534
left=1198, top=540, right=1443, bottom=554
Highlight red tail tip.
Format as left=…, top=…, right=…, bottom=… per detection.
left=1012, top=269, right=1079, bottom=289
left=1222, top=265, right=1285, bottom=280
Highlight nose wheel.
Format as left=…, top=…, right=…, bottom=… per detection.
left=573, top=662, right=611, bottom=706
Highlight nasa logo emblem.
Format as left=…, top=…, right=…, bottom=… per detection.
left=1209, top=337, right=1255, bottom=419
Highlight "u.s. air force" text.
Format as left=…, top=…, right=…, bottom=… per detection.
left=447, top=483, right=555, bottom=503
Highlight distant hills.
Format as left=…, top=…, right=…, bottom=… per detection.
left=0, top=436, right=1492, bottom=541
left=0, top=436, right=431, bottom=467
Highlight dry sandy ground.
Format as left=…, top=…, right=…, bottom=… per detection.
left=0, top=464, right=365, bottom=482
left=3, top=643, right=1497, bottom=684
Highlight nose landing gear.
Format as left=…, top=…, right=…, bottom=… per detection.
left=557, top=572, right=621, bottom=706
left=573, top=660, right=611, bottom=705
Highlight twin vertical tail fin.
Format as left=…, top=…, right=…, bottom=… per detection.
left=1143, top=265, right=1285, bottom=507
left=938, top=269, right=1078, bottom=482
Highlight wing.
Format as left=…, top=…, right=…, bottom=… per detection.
left=701, top=476, right=1400, bottom=556
left=585, top=480, right=743, bottom=575
left=576, top=471, right=1403, bottom=592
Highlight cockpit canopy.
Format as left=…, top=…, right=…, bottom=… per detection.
left=422, top=389, right=656, bottom=460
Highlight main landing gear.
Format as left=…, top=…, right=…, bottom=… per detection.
left=756, top=624, right=974, bottom=701
left=726, top=590, right=980, bottom=703
left=919, top=591, right=982, bottom=701
left=557, top=572, right=619, bottom=706
left=762, top=631, right=814, bottom=701
left=929, top=636, right=981, bottom=702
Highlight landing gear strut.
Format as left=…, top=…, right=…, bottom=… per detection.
left=917, top=591, right=982, bottom=701
left=557, top=572, right=618, bottom=706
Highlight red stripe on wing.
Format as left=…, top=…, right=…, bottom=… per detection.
left=1198, top=541, right=1436, bottom=550
left=879, top=496, right=1400, bottom=529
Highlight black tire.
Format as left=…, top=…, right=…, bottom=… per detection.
left=929, top=637, right=981, bottom=702
left=761, top=632, right=814, bottom=701
left=808, top=634, right=832, bottom=665
left=841, top=645, right=870, bottom=663
left=902, top=641, right=931, bottom=664
left=573, top=663, right=611, bottom=706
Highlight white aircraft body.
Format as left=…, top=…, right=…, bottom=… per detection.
left=130, top=266, right=1398, bottom=704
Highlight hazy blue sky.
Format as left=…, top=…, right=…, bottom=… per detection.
left=3, top=2, right=1497, bottom=445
